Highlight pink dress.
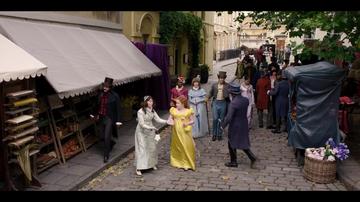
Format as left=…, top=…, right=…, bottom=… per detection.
left=171, top=86, right=188, bottom=100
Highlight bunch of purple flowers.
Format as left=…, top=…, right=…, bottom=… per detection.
left=325, top=138, right=350, bottom=161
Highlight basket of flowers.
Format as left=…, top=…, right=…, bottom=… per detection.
left=304, top=138, right=350, bottom=183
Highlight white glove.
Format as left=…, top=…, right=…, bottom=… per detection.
left=116, top=122, right=122, bottom=126
left=267, top=90, right=270, bottom=95
left=167, top=118, right=174, bottom=125
left=154, top=134, right=161, bottom=141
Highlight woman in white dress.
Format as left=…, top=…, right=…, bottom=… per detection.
left=188, top=77, right=209, bottom=138
left=134, top=96, right=167, bottom=176
left=240, top=75, right=255, bottom=129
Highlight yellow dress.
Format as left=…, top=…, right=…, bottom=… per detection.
left=169, top=107, right=196, bottom=170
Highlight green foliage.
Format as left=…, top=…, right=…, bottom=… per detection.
left=230, top=11, right=360, bottom=63
left=159, top=12, right=203, bottom=68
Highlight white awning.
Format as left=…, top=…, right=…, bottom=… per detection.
left=0, top=17, right=161, bottom=98
left=0, top=33, right=47, bottom=83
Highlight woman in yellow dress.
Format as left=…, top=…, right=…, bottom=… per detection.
left=167, top=95, right=196, bottom=171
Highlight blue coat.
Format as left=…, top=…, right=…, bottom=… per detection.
left=270, top=80, right=289, bottom=118
left=222, top=95, right=250, bottom=149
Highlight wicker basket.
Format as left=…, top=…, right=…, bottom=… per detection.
left=303, top=155, right=337, bottom=184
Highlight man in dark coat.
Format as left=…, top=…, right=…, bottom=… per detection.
left=268, top=72, right=290, bottom=133
left=93, top=77, right=122, bottom=163
left=256, top=70, right=271, bottom=128
left=208, top=71, right=230, bottom=141
left=221, top=82, right=257, bottom=169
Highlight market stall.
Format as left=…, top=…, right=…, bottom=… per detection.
left=0, top=13, right=163, bottom=184
left=0, top=33, right=47, bottom=190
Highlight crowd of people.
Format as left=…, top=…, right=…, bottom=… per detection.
left=129, top=50, right=298, bottom=175
left=93, top=51, right=295, bottom=176
left=90, top=46, right=360, bottom=177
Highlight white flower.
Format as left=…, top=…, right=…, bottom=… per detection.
left=328, top=156, right=336, bottom=161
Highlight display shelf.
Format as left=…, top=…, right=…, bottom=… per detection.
left=6, top=115, right=34, bottom=125
left=6, top=90, right=35, bottom=98
left=38, top=139, right=54, bottom=149
left=5, top=119, right=38, bottom=133
left=3, top=127, right=39, bottom=142
left=60, top=131, right=76, bottom=141
left=64, top=147, right=82, bottom=159
left=37, top=158, right=59, bottom=173
left=5, top=107, right=32, bottom=115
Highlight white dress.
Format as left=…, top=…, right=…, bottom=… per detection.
left=134, top=108, right=167, bottom=170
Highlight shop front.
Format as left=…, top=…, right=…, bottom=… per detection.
left=0, top=14, right=162, bottom=190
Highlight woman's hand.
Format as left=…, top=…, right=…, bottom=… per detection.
left=167, top=117, right=174, bottom=125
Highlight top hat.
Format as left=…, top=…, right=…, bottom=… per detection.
left=228, top=82, right=241, bottom=95
left=104, top=77, right=114, bottom=87
left=217, top=71, right=227, bottom=78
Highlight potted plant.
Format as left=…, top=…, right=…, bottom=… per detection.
left=120, top=96, right=138, bottom=122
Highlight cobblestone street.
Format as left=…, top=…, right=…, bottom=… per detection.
left=79, top=61, right=347, bottom=191
left=80, top=116, right=346, bottom=191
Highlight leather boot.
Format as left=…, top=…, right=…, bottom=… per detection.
left=272, top=117, right=281, bottom=133
left=226, top=142, right=238, bottom=167
left=258, top=110, right=264, bottom=128
left=244, top=149, right=258, bottom=169
left=225, top=162, right=238, bottom=167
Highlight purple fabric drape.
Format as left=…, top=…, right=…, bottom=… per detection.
left=133, top=42, right=171, bottom=110
left=133, top=42, right=146, bottom=54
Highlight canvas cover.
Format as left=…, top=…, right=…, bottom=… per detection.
left=0, top=17, right=161, bottom=98
left=284, top=61, right=346, bottom=149
left=0, top=33, right=47, bottom=83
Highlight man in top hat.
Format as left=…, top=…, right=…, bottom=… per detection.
left=170, top=76, right=188, bottom=106
left=93, top=77, right=122, bottom=163
left=208, top=71, right=230, bottom=141
left=221, top=82, right=257, bottom=168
